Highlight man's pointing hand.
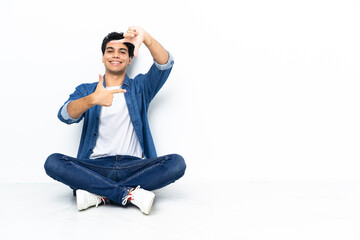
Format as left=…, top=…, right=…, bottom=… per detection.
left=91, top=74, right=126, bottom=107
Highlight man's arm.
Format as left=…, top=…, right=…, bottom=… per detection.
left=67, top=95, right=94, bottom=120
left=121, top=26, right=174, bottom=103
left=67, top=74, right=125, bottom=119
left=123, top=26, right=169, bottom=64
left=143, top=31, right=169, bottom=65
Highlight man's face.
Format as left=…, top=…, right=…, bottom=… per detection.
left=102, top=40, right=132, bottom=74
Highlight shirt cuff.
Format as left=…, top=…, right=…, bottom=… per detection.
left=154, top=52, right=174, bottom=71
left=61, top=101, right=80, bottom=122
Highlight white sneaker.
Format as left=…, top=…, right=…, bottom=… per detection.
left=123, top=186, right=155, bottom=215
left=76, top=189, right=106, bottom=211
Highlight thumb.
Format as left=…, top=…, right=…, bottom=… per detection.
left=97, top=74, right=104, bottom=87
left=133, top=45, right=139, bottom=58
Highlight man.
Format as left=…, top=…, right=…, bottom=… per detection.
left=44, top=26, right=186, bottom=215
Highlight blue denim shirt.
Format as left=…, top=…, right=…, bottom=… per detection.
left=58, top=53, right=174, bottom=159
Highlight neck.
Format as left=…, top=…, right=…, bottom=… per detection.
left=104, top=70, right=126, bottom=87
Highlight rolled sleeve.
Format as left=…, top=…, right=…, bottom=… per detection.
left=59, top=101, right=82, bottom=124
left=154, top=52, right=174, bottom=71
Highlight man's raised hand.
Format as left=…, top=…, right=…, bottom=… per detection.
left=91, top=74, right=126, bottom=107
left=122, top=26, right=146, bottom=58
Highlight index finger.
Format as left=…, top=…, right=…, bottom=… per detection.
left=110, top=89, right=126, bottom=94
left=123, top=32, right=137, bottom=38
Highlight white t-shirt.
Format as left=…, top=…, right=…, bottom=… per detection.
left=90, top=86, right=143, bottom=159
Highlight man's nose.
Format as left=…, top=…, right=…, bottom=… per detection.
left=113, top=52, right=120, bottom=58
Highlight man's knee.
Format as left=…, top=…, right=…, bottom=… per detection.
left=169, top=154, right=186, bottom=179
left=44, top=153, right=66, bottom=177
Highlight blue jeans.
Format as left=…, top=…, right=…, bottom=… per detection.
left=44, top=153, right=186, bottom=205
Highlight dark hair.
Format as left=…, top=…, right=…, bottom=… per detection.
left=101, top=32, right=135, bottom=58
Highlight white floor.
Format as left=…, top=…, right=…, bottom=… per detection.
left=1, top=180, right=360, bottom=240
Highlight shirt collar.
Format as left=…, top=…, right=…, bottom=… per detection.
left=102, top=74, right=131, bottom=87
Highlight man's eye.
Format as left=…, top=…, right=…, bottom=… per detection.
left=121, top=51, right=126, bottom=54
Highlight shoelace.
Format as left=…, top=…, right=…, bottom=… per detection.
left=90, top=194, right=106, bottom=208
left=122, top=185, right=140, bottom=205
left=95, top=196, right=106, bottom=208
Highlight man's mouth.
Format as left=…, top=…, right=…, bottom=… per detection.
left=109, top=60, right=122, bottom=65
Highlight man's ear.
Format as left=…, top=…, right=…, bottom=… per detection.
left=128, top=57, right=132, bottom=65
left=102, top=54, right=105, bottom=64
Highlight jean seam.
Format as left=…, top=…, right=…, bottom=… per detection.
left=118, top=163, right=151, bottom=169
left=117, top=157, right=165, bottom=169
left=73, top=159, right=116, bottom=170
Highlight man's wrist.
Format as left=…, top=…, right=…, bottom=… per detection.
left=86, top=93, right=97, bottom=107
left=143, top=32, right=153, bottom=47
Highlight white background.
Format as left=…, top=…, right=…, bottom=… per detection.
left=0, top=0, right=359, bottom=184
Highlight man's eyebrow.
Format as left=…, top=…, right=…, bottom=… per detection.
left=105, top=47, right=128, bottom=52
